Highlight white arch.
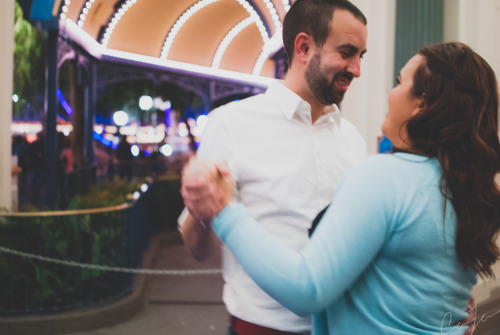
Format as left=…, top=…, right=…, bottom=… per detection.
left=101, top=0, right=139, bottom=47
left=161, top=0, right=269, bottom=60
left=212, top=17, right=254, bottom=68
left=76, top=0, right=96, bottom=28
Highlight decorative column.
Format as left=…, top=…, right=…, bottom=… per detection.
left=444, top=0, right=500, bottom=85
left=85, top=60, right=97, bottom=164
left=0, top=1, right=15, bottom=210
left=394, top=0, right=444, bottom=83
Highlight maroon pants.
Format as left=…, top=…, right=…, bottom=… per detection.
left=228, top=315, right=302, bottom=335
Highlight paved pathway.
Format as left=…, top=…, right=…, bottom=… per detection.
left=65, top=232, right=227, bottom=335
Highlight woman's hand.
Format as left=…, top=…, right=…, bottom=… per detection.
left=181, top=157, right=235, bottom=221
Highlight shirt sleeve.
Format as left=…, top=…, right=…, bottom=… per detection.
left=177, top=107, right=236, bottom=229
left=197, top=108, right=234, bottom=164
left=212, top=160, right=393, bottom=317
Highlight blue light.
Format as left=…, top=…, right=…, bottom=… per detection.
left=92, top=131, right=113, bottom=147
left=56, top=89, right=73, bottom=116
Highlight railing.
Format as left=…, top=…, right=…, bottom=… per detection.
left=0, top=185, right=156, bottom=316
left=17, top=156, right=167, bottom=211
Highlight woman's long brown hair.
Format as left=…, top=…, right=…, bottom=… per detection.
left=406, top=42, right=500, bottom=277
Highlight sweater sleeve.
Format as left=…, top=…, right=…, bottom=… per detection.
left=212, top=159, right=394, bottom=316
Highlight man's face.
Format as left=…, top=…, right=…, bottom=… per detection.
left=305, top=9, right=367, bottom=105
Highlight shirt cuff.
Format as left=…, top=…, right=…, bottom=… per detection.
left=177, top=207, right=189, bottom=232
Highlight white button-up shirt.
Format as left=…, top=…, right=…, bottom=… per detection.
left=188, top=80, right=366, bottom=332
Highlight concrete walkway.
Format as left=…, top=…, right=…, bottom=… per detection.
left=65, top=231, right=227, bottom=335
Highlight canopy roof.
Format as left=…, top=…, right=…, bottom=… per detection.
left=58, top=0, right=291, bottom=79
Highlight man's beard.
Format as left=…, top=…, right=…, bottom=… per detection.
left=305, top=52, right=350, bottom=106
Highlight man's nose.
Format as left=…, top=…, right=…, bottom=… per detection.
left=347, top=57, right=362, bottom=78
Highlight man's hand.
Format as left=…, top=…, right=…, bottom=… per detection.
left=181, top=158, right=233, bottom=221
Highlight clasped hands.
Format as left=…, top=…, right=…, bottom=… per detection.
left=181, top=157, right=235, bottom=223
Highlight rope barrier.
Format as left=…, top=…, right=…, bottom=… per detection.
left=0, top=246, right=222, bottom=276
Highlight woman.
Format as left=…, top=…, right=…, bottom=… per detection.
left=207, top=42, right=500, bottom=334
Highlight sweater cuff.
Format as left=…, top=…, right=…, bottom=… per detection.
left=212, top=202, right=247, bottom=241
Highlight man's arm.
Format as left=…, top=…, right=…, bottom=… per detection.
left=179, top=213, right=220, bottom=262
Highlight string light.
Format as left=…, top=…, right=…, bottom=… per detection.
left=283, top=0, right=291, bottom=12
left=162, top=0, right=269, bottom=60
left=77, top=0, right=96, bottom=27
left=102, top=0, right=139, bottom=47
left=60, top=0, right=71, bottom=20
left=235, top=0, right=269, bottom=42
left=161, top=0, right=221, bottom=60
left=263, top=0, right=281, bottom=30
left=253, top=28, right=282, bottom=75
left=60, top=2, right=275, bottom=84
left=212, top=17, right=253, bottom=68
left=253, top=1, right=293, bottom=75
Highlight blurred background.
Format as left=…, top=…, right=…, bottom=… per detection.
left=1, top=1, right=500, bottom=334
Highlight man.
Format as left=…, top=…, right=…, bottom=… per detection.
left=178, top=0, right=368, bottom=334
left=179, top=1, right=367, bottom=334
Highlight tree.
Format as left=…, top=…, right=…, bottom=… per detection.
left=13, top=1, right=46, bottom=117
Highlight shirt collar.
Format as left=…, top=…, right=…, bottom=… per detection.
left=265, top=80, right=342, bottom=129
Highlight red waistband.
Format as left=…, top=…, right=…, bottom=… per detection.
left=230, top=315, right=302, bottom=335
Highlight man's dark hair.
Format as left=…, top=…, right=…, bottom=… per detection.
left=282, top=0, right=367, bottom=65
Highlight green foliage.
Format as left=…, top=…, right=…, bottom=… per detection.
left=71, top=179, right=143, bottom=209
left=0, top=208, right=129, bottom=314
left=153, top=176, right=184, bottom=231
left=13, top=1, right=46, bottom=116
left=0, top=177, right=181, bottom=315
left=17, top=179, right=144, bottom=212
left=0, top=178, right=145, bottom=314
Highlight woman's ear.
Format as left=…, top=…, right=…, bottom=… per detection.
left=294, top=32, right=312, bottom=64
left=412, top=93, right=427, bottom=116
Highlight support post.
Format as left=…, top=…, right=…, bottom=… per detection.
left=0, top=1, right=15, bottom=210
left=45, top=28, right=58, bottom=208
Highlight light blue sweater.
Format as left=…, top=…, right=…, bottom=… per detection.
left=212, top=153, right=477, bottom=334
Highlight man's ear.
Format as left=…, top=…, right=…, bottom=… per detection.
left=294, top=32, right=312, bottom=64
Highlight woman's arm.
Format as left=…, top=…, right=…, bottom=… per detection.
left=212, top=162, right=392, bottom=316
